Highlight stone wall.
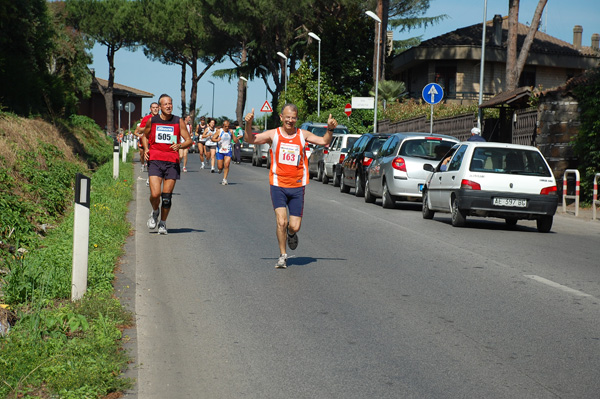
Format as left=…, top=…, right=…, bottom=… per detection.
left=536, top=90, right=580, bottom=179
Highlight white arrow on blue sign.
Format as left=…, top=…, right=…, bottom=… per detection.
left=422, top=83, right=444, bottom=105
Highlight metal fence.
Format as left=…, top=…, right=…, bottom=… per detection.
left=379, top=109, right=537, bottom=145
left=512, top=108, right=537, bottom=146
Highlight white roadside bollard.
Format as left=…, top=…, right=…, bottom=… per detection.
left=562, top=169, right=580, bottom=217
left=122, top=139, right=127, bottom=162
left=113, top=138, right=120, bottom=179
left=71, top=173, right=91, bottom=301
left=593, top=173, right=600, bottom=221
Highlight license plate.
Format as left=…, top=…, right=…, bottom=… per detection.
left=418, top=184, right=424, bottom=192
left=493, top=197, right=527, bottom=207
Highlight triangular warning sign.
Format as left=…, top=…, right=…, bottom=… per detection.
left=260, top=100, right=273, bottom=112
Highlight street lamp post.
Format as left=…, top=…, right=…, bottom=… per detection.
left=208, top=80, right=215, bottom=118
left=308, top=32, right=321, bottom=117
left=365, top=10, right=381, bottom=134
left=277, top=52, right=288, bottom=103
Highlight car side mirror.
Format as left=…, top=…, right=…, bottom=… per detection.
left=423, top=164, right=435, bottom=172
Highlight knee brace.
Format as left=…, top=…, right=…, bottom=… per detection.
left=161, top=193, right=172, bottom=209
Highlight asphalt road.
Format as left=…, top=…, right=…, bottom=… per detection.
left=119, top=154, right=600, bottom=399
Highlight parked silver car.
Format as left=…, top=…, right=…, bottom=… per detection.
left=252, top=142, right=271, bottom=167
left=365, top=133, right=459, bottom=208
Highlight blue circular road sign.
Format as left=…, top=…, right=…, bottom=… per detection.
left=422, top=83, right=444, bottom=105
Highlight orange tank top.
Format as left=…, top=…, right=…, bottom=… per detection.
left=269, top=128, right=309, bottom=188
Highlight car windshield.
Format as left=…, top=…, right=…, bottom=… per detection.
left=469, top=147, right=552, bottom=176
left=345, top=137, right=359, bottom=149
left=311, top=127, right=349, bottom=137
left=399, top=138, right=455, bottom=160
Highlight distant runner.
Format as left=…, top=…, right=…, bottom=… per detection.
left=211, top=119, right=239, bottom=185
left=244, top=104, right=338, bottom=268
left=135, top=102, right=160, bottom=172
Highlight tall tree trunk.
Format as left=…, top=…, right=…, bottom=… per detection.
left=514, top=0, right=547, bottom=85
left=180, top=62, right=187, bottom=116
left=105, top=45, right=116, bottom=137
left=505, top=0, right=547, bottom=91
left=188, top=51, right=198, bottom=125
left=505, top=0, right=519, bottom=91
left=236, top=43, right=248, bottom=124
left=379, top=0, right=389, bottom=82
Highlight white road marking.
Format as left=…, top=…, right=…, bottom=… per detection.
left=525, top=275, right=592, bottom=297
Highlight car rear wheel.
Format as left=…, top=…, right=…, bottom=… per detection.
left=381, top=181, right=395, bottom=209
left=317, top=164, right=324, bottom=182
left=364, top=177, right=376, bottom=203
left=422, top=190, right=435, bottom=219
left=340, top=171, right=350, bottom=193
left=536, top=215, right=553, bottom=233
left=355, top=173, right=365, bottom=197
left=451, top=197, right=466, bottom=227
left=333, top=168, right=341, bottom=187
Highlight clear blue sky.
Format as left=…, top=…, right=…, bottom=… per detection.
left=90, top=0, right=599, bottom=122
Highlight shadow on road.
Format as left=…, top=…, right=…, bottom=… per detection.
left=261, top=256, right=347, bottom=267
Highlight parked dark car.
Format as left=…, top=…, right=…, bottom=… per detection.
left=339, top=133, right=390, bottom=197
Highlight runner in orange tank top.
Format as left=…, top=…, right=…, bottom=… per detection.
left=244, top=103, right=338, bottom=269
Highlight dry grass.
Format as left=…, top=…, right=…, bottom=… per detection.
left=0, top=114, right=84, bottom=171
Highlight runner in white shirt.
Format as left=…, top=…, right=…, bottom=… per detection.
left=202, top=118, right=218, bottom=172
left=211, top=120, right=239, bottom=185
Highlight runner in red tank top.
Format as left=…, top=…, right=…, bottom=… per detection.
left=142, top=94, right=193, bottom=235
left=244, top=104, right=338, bottom=268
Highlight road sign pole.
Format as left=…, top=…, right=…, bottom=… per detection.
left=430, top=104, right=434, bottom=134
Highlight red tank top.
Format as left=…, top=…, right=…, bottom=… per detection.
left=148, top=115, right=181, bottom=163
left=269, top=128, right=308, bottom=188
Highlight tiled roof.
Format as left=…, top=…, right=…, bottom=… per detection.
left=420, top=16, right=598, bottom=59
left=92, top=78, right=154, bottom=98
left=479, top=86, right=532, bottom=108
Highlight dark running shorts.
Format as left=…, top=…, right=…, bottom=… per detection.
left=270, top=185, right=305, bottom=217
left=148, top=160, right=180, bottom=180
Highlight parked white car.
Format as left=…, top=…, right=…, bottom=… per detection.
left=322, top=134, right=361, bottom=186
left=422, top=142, right=559, bottom=232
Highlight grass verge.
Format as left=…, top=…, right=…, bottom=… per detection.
left=0, top=129, right=133, bottom=398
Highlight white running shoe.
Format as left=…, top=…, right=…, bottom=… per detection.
left=147, top=210, right=159, bottom=229
left=157, top=221, right=168, bottom=235
left=183, top=166, right=187, bottom=172
left=146, top=178, right=149, bottom=187
left=276, top=254, right=287, bottom=269
left=200, top=163, right=205, bottom=169
left=221, top=179, right=228, bottom=185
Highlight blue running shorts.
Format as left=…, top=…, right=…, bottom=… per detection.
left=270, top=185, right=305, bottom=217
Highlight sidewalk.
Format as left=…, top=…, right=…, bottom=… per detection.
left=556, top=203, right=599, bottom=223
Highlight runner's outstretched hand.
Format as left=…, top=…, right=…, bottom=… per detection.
left=327, top=114, right=338, bottom=130
left=245, top=109, right=255, bottom=125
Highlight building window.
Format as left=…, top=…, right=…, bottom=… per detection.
left=435, top=66, right=457, bottom=98
left=519, top=69, right=536, bottom=87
